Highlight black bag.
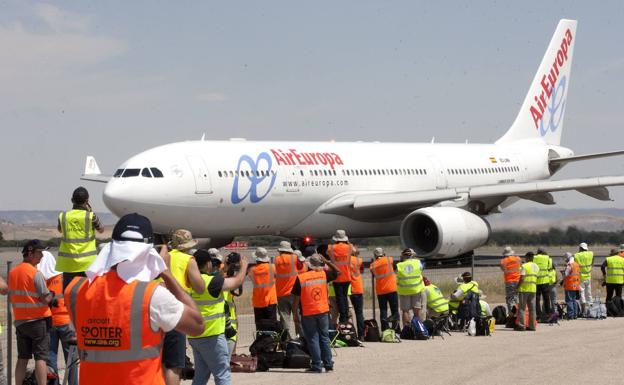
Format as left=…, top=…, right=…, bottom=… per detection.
left=613, top=297, right=624, bottom=316
left=284, top=338, right=309, bottom=355
left=363, top=319, right=381, bottom=342
left=492, top=305, right=507, bottom=325
left=399, top=317, right=429, bottom=340
left=422, top=319, right=440, bottom=337
left=256, top=351, right=285, bottom=372
left=284, top=344, right=311, bottom=369
left=249, top=334, right=277, bottom=356
left=399, top=323, right=415, bottom=340
left=337, top=322, right=359, bottom=346
left=457, top=286, right=480, bottom=322
left=474, top=317, right=491, bottom=336
left=606, top=298, right=624, bottom=317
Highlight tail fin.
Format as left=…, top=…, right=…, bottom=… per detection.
left=497, top=19, right=577, bottom=145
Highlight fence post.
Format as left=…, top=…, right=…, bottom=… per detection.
left=7, top=261, right=12, bottom=385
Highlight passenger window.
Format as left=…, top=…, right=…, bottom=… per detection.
left=113, top=169, right=124, bottom=177
left=122, top=168, right=140, bottom=177
left=142, top=168, right=153, bottom=178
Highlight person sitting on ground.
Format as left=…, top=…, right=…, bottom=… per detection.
left=449, top=272, right=479, bottom=314
left=423, top=277, right=449, bottom=318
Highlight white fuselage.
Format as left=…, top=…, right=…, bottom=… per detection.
left=103, top=139, right=566, bottom=240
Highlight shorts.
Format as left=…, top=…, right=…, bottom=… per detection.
left=162, top=329, right=187, bottom=369
left=16, top=318, right=50, bottom=361
left=399, top=292, right=425, bottom=312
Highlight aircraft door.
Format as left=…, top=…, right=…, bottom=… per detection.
left=186, top=155, right=213, bottom=194
left=428, top=156, right=448, bottom=189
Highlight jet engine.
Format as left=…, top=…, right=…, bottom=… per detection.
left=400, top=207, right=491, bottom=259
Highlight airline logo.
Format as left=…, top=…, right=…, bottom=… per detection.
left=530, top=28, right=573, bottom=136
left=231, top=152, right=276, bottom=204
left=271, top=148, right=344, bottom=170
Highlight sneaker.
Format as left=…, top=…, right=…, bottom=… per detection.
left=306, top=368, right=322, bottom=374
left=324, top=366, right=334, bottom=372
left=514, top=326, right=526, bottom=331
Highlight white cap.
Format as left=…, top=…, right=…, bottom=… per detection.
left=373, top=247, right=384, bottom=257
left=208, top=248, right=223, bottom=262
left=579, top=242, right=588, bottom=250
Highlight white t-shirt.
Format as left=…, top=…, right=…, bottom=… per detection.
left=149, top=285, right=184, bottom=332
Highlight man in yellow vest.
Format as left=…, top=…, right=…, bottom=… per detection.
left=423, top=277, right=449, bottom=317
left=516, top=252, right=539, bottom=331
left=396, top=248, right=426, bottom=326
left=162, top=229, right=205, bottom=385
left=189, top=249, right=248, bottom=385
left=534, top=247, right=554, bottom=321
left=449, top=272, right=479, bottom=314
left=575, top=242, right=594, bottom=316
left=601, top=248, right=624, bottom=302
left=57, top=187, right=104, bottom=288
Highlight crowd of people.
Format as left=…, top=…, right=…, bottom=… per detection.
left=4, top=186, right=624, bottom=385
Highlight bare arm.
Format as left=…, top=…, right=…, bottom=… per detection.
left=159, top=270, right=204, bottom=336
left=186, top=258, right=205, bottom=294
left=222, top=258, right=249, bottom=292
left=0, top=276, right=7, bottom=295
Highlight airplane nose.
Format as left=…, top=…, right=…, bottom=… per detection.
left=103, top=180, right=132, bottom=217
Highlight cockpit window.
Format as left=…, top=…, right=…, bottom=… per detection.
left=122, top=168, right=140, bottom=177
left=150, top=168, right=164, bottom=178
left=141, top=168, right=152, bottom=178
left=113, top=169, right=124, bottom=177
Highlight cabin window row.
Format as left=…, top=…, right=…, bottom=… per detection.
left=447, top=165, right=519, bottom=175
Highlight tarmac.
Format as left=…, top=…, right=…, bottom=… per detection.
left=206, top=317, right=623, bottom=385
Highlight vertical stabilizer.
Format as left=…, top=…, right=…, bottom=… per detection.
left=496, top=19, right=577, bottom=145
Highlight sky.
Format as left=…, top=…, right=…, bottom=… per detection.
left=1, top=1, right=624, bottom=213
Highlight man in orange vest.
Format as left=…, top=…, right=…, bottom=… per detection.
left=563, top=252, right=581, bottom=319
left=248, top=247, right=278, bottom=329
left=162, top=229, right=205, bottom=385
left=10, top=240, right=53, bottom=385
left=370, top=247, right=399, bottom=330
left=274, top=241, right=302, bottom=337
left=65, top=214, right=204, bottom=385
left=292, top=254, right=340, bottom=373
left=499, top=246, right=521, bottom=313
left=328, top=229, right=355, bottom=324
left=349, top=250, right=365, bottom=339
left=37, top=250, right=76, bottom=383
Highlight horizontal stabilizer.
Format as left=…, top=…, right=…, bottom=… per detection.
left=549, top=149, right=624, bottom=165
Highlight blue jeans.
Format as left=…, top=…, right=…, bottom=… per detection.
left=49, top=324, right=76, bottom=380
left=332, top=282, right=351, bottom=323
left=188, top=334, right=231, bottom=385
left=565, top=290, right=579, bottom=318
left=301, top=313, right=333, bottom=371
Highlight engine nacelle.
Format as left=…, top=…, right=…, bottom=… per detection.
left=400, top=207, right=490, bottom=259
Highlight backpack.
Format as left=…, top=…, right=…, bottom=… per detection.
left=284, top=343, right=311, bottom=369
left=422, top=319, right=440, bottom=337
left=411, top=317, right=429, bottom=340
left=249, top=334, right=278, bottom=356
left=606, top=300, right=624, bottom=317
left=492, top=305, right=507, bottom=325
left=363, top=319, right=381, bottom=342
left=337, top=322, right=360, bottom=347
left=381, top=328, right=401, bottom=343
left=505, top=304, right=518, bottom=328
left=457, top=286, right=480, bottom=322
left=256, top=351, right=285, bottom=371
left=473, top=317, right=492, bottom=336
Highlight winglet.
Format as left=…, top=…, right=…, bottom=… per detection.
left=81, top=156, right=110, bottom=183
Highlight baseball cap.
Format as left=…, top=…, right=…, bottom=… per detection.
left=112, top=213, right=154, bottom=243
left=21, top=239, right=47, bottom=255
left=579, top=242, right=588, bottom=250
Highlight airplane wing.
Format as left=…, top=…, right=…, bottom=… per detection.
left=319, top=175, right=624, bottom=217
left=81, top=156, right=110, bottom=183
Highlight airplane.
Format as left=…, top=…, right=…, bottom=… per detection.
left=82, top=19, right=624, bottom=259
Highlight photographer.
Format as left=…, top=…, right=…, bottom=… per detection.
left=223, top=252, right=244, bottom=359
left=189, top=249, right=248, bottom=385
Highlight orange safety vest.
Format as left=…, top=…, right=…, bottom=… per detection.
left=275, top=253, right=298, bottom=297
left=46, top=274, right=70, bottom=327
left=299, top=270, right=329, bottom=316
left=350, top=256, right=363, bottom=295
left=329, top=243, right=352, bottom=283
left=370, top=256, right=397, bottom=295
left=9, top=263, right=52, bottom=321
left=564, top=262, right=581, bottom=291
left=501, top=256, right=522, bottom=283
left=65, top=271, right=164, bottom=385
left=249, top=263, right=277, bottom=308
